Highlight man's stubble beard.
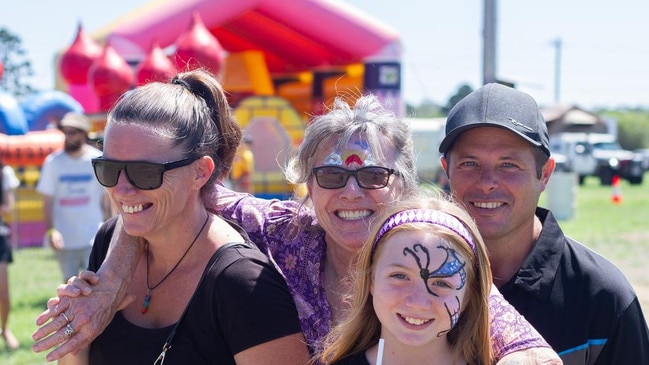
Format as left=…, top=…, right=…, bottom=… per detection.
left=64, top=140, right=83, bottom=154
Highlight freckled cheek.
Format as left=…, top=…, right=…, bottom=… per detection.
left=374, top=283, right=409, bottom=306
left=433, top=293, right=455, bottom=307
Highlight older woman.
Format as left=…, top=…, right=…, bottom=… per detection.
left=35, top=95, right=559, bottom=364
left=50, top=69, right=309, bottom=364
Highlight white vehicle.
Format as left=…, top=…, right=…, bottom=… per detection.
left=406, top=118, right=445, bottom=183
left=550, top=132, right=644, bottom=185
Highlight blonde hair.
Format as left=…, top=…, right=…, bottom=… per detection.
left=316, top=189, right=493, bottom=365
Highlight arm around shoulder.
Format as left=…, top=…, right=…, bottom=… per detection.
left=32, top=217, right=142, bottom=361
left=487, top=285, right=557, bottom=361
left=497, top=348, right=563, bottom=365
left=58, top=347, right=89, bottom=365
left=234, top=333, right=309, bottom=365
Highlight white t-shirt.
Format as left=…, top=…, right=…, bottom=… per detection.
left=1, top=165, right=20, bottom=230
left=36, top=146, right=106, bottom=250
left=2, top=165, right=20, bottom=191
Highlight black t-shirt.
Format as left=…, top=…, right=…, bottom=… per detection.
left=332, top=351, right=369, bottom=365
left=88, top=217, right=303, bottom=365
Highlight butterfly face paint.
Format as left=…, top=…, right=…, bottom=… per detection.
left=371, top=230, right=470, bottom=345
left=403, top=243, right=466, bottom=334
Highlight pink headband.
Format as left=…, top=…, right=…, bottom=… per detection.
left=373, top=209, right=477, bottom=256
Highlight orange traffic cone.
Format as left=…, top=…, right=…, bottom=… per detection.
left=611, top=175, right=622, bottom=204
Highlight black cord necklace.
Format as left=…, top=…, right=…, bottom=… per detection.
left=141, top=212, right=210, bottom=314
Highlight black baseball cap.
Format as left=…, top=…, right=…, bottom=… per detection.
left=439, top=83, right=550, bottom=156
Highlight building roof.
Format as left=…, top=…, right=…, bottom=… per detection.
left=541, top=104, right=608, bottom=134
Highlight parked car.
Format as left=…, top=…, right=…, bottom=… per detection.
left=591, top=139, right=644, bottom=185
left=635, top=148, right=649, bottom=171
left=550, top=133, right=644, bottom=185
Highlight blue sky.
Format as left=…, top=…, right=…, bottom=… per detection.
left=3, top=0, right=649, bottom=109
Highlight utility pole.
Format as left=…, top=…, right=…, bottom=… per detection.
left=483, top=0, right=497, bottom=85
left=553, top=37, right=562, bottom=103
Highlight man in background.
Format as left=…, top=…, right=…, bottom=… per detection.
left=37, top=112, right=111, bottom=282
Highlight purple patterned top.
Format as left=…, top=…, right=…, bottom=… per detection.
left=210, top=186, right=550, bottom=358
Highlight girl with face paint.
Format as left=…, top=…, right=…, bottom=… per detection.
left=317, top=190, right=493, bottom=365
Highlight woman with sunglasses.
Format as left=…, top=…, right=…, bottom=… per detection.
left=47, top=69, right=309, bottom=365
left=35, top=95, right=559, bottom=364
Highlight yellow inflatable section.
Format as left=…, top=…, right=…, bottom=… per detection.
left=233, top=95, right=306, bottom=199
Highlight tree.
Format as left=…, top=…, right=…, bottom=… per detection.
left=406, top=98, right=444, bottom=118
left=601, top=109, right=649, bottom=150
left=443, top=83, right=473, bottom=115
left=0, top=27, right=35, bottom=97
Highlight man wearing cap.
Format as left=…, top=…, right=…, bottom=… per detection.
left=439, top=83, right=649, bottom=365
left=37, top=112, right=111, bottom=282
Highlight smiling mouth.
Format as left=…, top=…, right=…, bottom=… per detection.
left=400, top=314, right=431, bottom=326
left=122, top=203, right=144, bottom=213
left=336, top=210, right=372, bottom=220
left=472, top=201, right=504, bottom=209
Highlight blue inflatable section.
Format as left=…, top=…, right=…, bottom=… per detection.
left=0, top=91, right=28, bottom=135
left=22, top=90, right=84, bottom=131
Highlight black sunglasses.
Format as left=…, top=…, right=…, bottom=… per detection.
left=91, top=157, right=198, bottom=190
left=312, top=165, right=399, bottom=190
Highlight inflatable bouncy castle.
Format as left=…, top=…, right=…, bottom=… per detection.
left=53, top=0, right=402, bottom=199
left=0, top=0, right=402, bottom=246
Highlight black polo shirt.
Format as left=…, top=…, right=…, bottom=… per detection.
left=499, top=208, right=649, bottom=365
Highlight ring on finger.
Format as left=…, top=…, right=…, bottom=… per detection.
left=63, top=323, right=75, bottom=338
left=61, top=312, right=70, bottom=323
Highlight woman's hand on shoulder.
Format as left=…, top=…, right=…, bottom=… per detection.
left=234, top=333, right=310, bottom=365
left=32, top=271, right=135, bottom=362
left=497, top=347, right=563, bottom=365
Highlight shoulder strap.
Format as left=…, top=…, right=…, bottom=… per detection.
left=153, top=242, right=248, bottom=365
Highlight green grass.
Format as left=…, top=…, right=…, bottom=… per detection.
left=2, top=247, right=61, bottom=364
left=1, top=174, right=648, bottom=363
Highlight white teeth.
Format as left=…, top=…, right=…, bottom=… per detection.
left=473, top=201, right=503, bottom=209
left=337, top=210, right=372, bottom=220
left=122, top=204, right=143, bottom=214
left=402, top=315, right=430, bottom=326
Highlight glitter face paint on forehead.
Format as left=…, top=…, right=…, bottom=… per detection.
left=373, top=209, right=477, bottom=259
left=323, top=139, right=378, bottom=167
